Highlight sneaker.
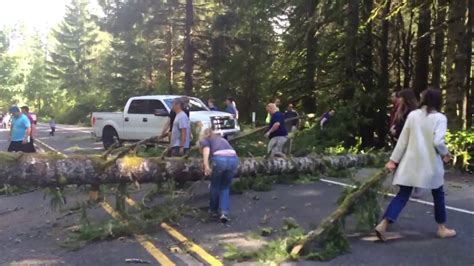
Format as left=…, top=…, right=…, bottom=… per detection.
left=220, top=214, right=230, bottom=224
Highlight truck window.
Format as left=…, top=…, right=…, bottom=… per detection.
left=148, top=100, right=167, bottom=114
left=128, top=100, right=148, bottom=114
left=163, top=97, right=209, bottom=112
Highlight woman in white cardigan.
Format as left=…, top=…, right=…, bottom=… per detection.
left=375, top=89, right=456, bottom=241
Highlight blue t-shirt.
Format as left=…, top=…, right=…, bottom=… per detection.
left=11, top=114, right=31, bottom=141
left=226, top=105, right=237, bottom=118
left=269, top=112, right=288, bottom=139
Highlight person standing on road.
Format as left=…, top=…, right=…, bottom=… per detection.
left=265, top=98, right=280, bottom=124
left=208, top=99, right=218, bottom=111
left=390, top=89, right=418, bottom=141
left=389, top=89, right=424, bottom=198
left=264, top=103, right=288, bottom=157
left=200, top=128, right=238, bottom=223
left=160, top=97, right=190, bottom=141
left=375, top=88, right=456, bottom=241
left=21, top=106, right=36, bottom=152
left=7, top=106, right=32, bottom=152
left=169, top=98, right=191, bottom=156
left=225, top=97, right=238, bottom=120
left=389, top=91, right=400, bottom=130
left=283, top=103, right=299, bottom=132
left=320, top=108, right=335, bottom=129
left=49, top=116, right=56, bottom=136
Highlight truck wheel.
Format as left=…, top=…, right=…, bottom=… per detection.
left=103, top=127, right=120, bottom=150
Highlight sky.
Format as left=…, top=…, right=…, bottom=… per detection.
left=0, top=0, right=67, bottom=32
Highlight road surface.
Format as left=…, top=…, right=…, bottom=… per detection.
left=0, top=123, right=473, bottom=265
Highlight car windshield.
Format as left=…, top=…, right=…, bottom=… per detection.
left=164, top=97, right=209, bottom=112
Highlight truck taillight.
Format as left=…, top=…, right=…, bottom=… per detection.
left=91, top=116, right=96, bottom=126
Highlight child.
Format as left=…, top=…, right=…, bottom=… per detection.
left=49, top=117, right=56, bottom=136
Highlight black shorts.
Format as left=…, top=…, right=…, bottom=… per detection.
left=8, top=140, right=36, bottom=153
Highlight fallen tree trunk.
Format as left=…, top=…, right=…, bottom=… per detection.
left=0, top=152, right=378, bottom=187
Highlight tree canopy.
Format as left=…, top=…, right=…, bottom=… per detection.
left=0, top=0, right=472, bottom=147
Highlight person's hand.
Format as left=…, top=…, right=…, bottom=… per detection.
left=22, top=137, right=29, bottom=144
left=264, top=131, right=270, bottom=138
left=203, top=165, right=212, bottom=176
left=385, top=160, right=397, bottom=172
left=390, top=125, right=396, bottom=136
left=443, top=153, right=452, bottom=164
left=179, top=147, right=185, bottom=156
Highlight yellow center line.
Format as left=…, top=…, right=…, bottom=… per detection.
left=100, top=202, right=175, bottom=266
left=35, top=139, right=175, bottom=266
left=126, top=198, right=224, bottom=266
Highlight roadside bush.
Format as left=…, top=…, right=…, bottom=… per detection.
left=446, top=129, right=474, bottom=172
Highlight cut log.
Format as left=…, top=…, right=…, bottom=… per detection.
left=290, top=169, right=389, bottom=257
left=0, top=152, right=377, bottom=187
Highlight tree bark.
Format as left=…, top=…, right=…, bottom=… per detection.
left=341, top=0, right=359, bottom=101
left=0, top=153, right=377, bottom=187
left=183, top=0, right=194, bottom=96
left=431, top=0, right=448, bottom=89
left=400, top=10, right=415, bottom=89
left=413, top=0, right=431, bottom=97
left=466, top=0, right=473, bottom=128
left=167, top=23, right=175, bottom=94
left=445, top=0, right=468, bottom=130
left=375, top=0, right=391, bottom=148
left=302, top=0, right=318, bottom=113
left=359, top=0, right=376, bottom=148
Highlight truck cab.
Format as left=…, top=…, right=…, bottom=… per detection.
left=92, top=95, right=240, bottom=149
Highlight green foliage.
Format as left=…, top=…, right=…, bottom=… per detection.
left=43, top=187, right=67, bottom=212
left=223, top=220, right=305, bottom=264
left=63, top=199, right=190, bottom=250
left=445, top=129, right=474, bottom=171
left=337, top=184, right=381, bottom=231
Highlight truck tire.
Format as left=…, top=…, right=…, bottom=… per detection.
left=102, top=127, right=120, bottom=150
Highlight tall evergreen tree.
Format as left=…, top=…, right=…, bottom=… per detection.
left=47, top=0, right=101, bottom=121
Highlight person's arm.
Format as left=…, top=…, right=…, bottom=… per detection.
left=202, top=146, right=211, bottom=175
left=23, top=118, right=31, bottom=144
left=179, top=128, right=186, bottom=152
left=24, top=127, right=31, bottom=143
left=320, top=117, right=327, bottom=129
left=433, top=115, right=449, bottom=156
left=160, top=118, right=171, bottom=138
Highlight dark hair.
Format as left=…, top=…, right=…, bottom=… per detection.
left=420, top=88, right=442, bottom=112
left=208, top=98, right=215, bottom=104
left=226, top=97, right=234, bottom=102
left=395, top=89, right=418, bottom=121
left=21, top=106, right=29, bottom=111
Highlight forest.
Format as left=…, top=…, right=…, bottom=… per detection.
left=0, top=0, right=472, bottom=148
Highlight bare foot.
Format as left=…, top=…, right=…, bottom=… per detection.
left=437, top=227, right=456, bottom=238
left=375, top=220, right=389, bottom=242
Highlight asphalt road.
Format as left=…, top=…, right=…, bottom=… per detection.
left=0, top=124, right=473, bottom=265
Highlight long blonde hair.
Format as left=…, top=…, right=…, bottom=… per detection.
left=199, top=127, right=215, bottom=142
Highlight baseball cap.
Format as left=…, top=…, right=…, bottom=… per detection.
left=9, top=106, right=20, bottom=113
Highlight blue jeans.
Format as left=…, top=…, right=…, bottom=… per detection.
left=383, top=185, right=447, bottom=224
left=209, top=156, right=239, bottom=215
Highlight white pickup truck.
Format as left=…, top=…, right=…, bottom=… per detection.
left=91, top=95, right=240, bottom=149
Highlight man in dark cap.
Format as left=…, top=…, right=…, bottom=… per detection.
left=7, top=106, right=33, bottom=152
